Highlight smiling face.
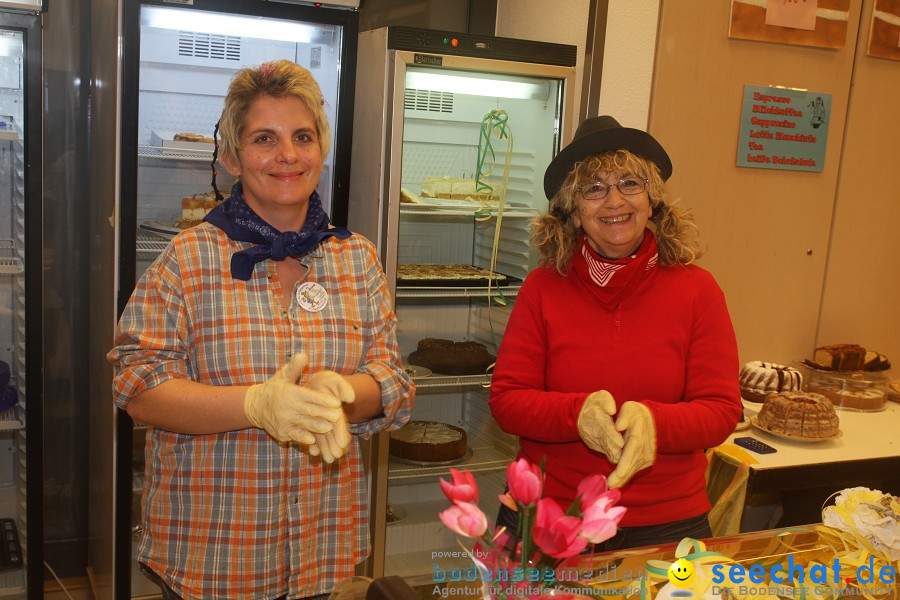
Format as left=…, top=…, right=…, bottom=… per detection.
left=667, top=558, right=697, bottom=588
left=221, top=94, right=323, bottom=230
left=573, top=169, right=651, bottom=259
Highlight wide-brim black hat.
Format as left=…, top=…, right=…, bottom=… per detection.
left=543, top=115, right=673, bottom=198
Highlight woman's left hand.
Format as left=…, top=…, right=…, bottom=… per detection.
left=608, top=401, right=656, bottom=488
left=306, top=371, right=355, bottom=463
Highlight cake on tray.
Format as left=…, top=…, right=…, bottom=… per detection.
left=389, top=421, right=468, bottom=463
left=756, top=391, right=839, bottom=439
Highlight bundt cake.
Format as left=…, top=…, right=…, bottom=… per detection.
left=739, top=361, right=803, bottom=403
left=756, top=391, right=839, bottom=439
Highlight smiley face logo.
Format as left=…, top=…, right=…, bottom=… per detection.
left=668, top=558, right=696, bottom=589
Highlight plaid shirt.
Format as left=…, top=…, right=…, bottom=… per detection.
left=108, top=223, right=413, bottom=599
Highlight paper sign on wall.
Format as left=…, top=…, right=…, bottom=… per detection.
left=737, top=84, right=831, bottom=173
left=765, top=0, right=817, bottom=31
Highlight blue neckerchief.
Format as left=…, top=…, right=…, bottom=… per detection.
left=204, top=182, right=351, bottom=281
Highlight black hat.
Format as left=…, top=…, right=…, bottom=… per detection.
left=543, top=115, right=673, bottom=198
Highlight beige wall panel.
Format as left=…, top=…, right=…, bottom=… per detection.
left=649, top=1, right=862, bottom=367
left=817, top=1, right=900, bottom=364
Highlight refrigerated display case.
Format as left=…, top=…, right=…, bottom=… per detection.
left=348, top=26, right=576, bottom=583
left=116, top=1, right=359, bottom=596
left=0, top=5, right=41, bottom=598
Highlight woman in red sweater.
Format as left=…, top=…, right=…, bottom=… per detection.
left=489, top=115, right=741, bottom=550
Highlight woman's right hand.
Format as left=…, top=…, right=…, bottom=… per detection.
left=577, top=390, right=625, bottom=463
left=243, top=353, right=345, bottom=444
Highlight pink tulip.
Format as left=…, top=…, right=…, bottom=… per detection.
left=580, top=500, right=626, bottom=544
left=506, top=458, right=543, bottom=505
left=440, top=468, right=479, bottom=504
left=439, top=502, right=488, bottom=538
left=576, top=473, right=620, bottom=513
left=532, top=498, right=589, bottom=558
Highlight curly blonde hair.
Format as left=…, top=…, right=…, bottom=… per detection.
left=218, top=59, right=330, bottom=164
left=531, top=150, right=703, bottom=274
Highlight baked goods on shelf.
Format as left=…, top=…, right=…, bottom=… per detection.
left=738, top=361, right=803, bottom=403
left=420, top=177, right=500, bottom=202
left=173, top=132, right=215, bottom=144
left=407, top=338, right=495, bottom=375
left=756, top=391, right=839, bottom=439
left=389, top=421, right=468, bottom=462
left=806, top=370, right=888, bottom=412
left=179, top=192, right=220, bottom=228
left=397, top=263, right=512, bottom=285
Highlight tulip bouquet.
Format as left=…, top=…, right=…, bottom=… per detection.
left=438, top=458, right=626, bottom=599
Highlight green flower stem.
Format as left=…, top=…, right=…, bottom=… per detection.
left=517, top=503, right=535, bottom=564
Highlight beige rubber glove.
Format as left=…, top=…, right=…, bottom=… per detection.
left=577, top=390, right=625, bottom=463
left=608, top=401, right=656, bottom=489
left=306, top=370, right=355, bottom=463
left=244, top=354, right=344, bottom=445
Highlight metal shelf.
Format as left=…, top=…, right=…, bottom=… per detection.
left=136, top=230, right=171, bottom=259
left=409, top=373, right=491, bottom=389
left=0, top=241, right=22, bottom=275
left=137, top=144, right=214, bottom=166
left=388, top=444, right=512, bottom=481
left=400, top=202, right=538, bottom=219
left=395, top=285, right=520, bottom=300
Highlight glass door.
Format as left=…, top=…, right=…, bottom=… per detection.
left=119, top=1, right=357, bottom=596
left=0, top=8, right=41, bottom=596
left=386, top=61, right=568, bottom=583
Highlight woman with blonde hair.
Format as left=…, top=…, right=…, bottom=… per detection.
left=109, top=59, right=413, bottom=598
left=490, top=115, right=740, bottom=551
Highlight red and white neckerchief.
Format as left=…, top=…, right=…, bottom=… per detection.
left=580, top=237, right=658, bottom=287
left=572, top=231, right=659, bottom=309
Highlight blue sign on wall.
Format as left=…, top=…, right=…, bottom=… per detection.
left=737, top=84, right=831, bottom=173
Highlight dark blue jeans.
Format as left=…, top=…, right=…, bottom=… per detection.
left=495, top=504, right=712, bottom=552
left=140, top=563, right=326, bottom=600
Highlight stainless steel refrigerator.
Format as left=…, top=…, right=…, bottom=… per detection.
left=0, top=1, right=42, bottom=597
left=348, top=26, right=576, bottom=582
left=115, top=1, right=359, bottom=596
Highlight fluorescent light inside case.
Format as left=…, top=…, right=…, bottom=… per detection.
left=406, top=71, right=544, bottom=100
left=142, top=5, right=317, bottom=44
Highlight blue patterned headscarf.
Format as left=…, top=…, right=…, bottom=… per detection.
left=204, top=182, right=351, bottom=280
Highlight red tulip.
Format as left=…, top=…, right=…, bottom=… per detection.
left=506, top=458, right=543, bottom=505
left=532, top=498, right=588, bottom=558
left=439, top=502, right=488, bottom=538
left=440, top=468, right=479, bottom=504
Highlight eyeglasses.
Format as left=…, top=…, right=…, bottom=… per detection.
left=577, top=177, right=648, bottom=200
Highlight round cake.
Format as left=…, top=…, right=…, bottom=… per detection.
left=806, top=374, right=886, bottom=412
left=756, top=391, right=839, bottom=439
left=408, top=338, right=495, bottom=375
left=739, top=361, right=803, bottom=402
left=389, top=421, right=468, bottom=462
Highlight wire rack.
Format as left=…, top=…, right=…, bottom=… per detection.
left=0, top=241, right=22, bottom=275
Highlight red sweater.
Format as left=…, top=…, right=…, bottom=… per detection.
left=489, top=253, right=741, bottom=527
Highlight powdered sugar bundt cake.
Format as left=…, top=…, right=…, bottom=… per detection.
left=739, top=361, right=803, bottom=403
left=757, top=391, right=839, bottom=439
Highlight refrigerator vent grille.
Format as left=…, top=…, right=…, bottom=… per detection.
left=178, top=32, right=241, bottom=62
left=404, top=88, right=453, bottom=113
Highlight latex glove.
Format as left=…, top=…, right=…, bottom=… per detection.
left=244, top=354, right=344, bottom=445
left=608, top=401, right=656, bottom=489
left=577, top=390, right=625, bottom=463
left=306, top=370, right=355, bottom=463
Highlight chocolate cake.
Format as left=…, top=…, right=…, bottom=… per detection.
left=407, top=338, right=495, bottom=375
left=739, top=361, right=803, bottom=402
left=389, top=421, right=468, bottom=462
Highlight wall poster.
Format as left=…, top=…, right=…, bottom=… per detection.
left=729, top=0, right=852, bottom=49
left=868, top=0, right=900, bottom=60
left=737, top=84, right=831, bottom=173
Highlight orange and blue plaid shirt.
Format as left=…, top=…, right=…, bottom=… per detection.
left=108, top=223, right=413, bottom=599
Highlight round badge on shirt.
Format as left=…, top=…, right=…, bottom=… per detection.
left=296, top=281, right=328, bottom=312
